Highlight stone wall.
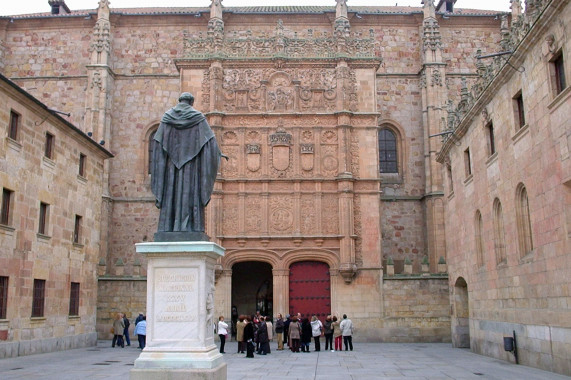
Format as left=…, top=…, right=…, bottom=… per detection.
left=440, top=1, right=571, bottom=375
left=378, top=276, right=451, bottom=343
left=0, top=74, right=111, bottom=357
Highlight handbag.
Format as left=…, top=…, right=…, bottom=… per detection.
left=110, top=327, right=114, bottom=334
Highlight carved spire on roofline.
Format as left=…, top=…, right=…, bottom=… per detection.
left=89, top=0, right=112, bottom=64
left=422, top=0, right=436, bottom=19
left=422, top=0, right=442, bottom=61
left=334, top=0, right=350, bottom=39
left=511, top=0, right=522, bottom=18
left=208, top=0, right=224, bottom=49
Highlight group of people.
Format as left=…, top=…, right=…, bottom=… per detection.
left=111, top=312, right=147, bottom=350
left=224, top=312, right=354, bottom=357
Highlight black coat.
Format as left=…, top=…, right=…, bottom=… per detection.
left=243, top=322, right=255, bottom=342
left=301, top=320, right=312, bottom=343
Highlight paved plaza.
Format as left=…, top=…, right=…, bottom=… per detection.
left=1, top=340, right=569, bottom=380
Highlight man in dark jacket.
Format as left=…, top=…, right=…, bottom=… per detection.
left=256, top=317, right=269, bottom=355
left=122, top=313, right=131, bottom=346
left=243, top=317, right=255, bottom=358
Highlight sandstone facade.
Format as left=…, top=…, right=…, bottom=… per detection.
left=437, top=0, right=571, bottom=375
left=0, top=73, right=112, bottom=357
left=1, top=0, right=568, bottom=375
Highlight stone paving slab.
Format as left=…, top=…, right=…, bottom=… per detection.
left=0, top=340, right=570, bottom=380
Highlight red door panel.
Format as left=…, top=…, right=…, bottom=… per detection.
left=289, top=261, right=330, bottom=319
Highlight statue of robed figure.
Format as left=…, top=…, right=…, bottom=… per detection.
left=151, top=92, right=221, bottom=242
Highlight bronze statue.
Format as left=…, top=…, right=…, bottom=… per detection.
left=151, top=92, right=221, bottom=242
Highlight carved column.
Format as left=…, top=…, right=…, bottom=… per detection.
left=338, top=177, right=356, bottom=283
left=86, top=0, right=114, bottom=277
left=272, top=269, right=289, bottom=317
left=215, top=269, right=232, bottom=322
left=421, top=0, right=447, bottom=271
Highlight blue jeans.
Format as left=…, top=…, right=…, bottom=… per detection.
left=123, top=328, right=130, bottom=345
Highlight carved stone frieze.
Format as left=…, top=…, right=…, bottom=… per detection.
left=219, top=68, right=344, bottom=113
left=245, top=196, right=262, bottom=233
left=221, top=145, right=239, bottom=178
left=322, top=194, right=339, bottom=234
left=182, top=19, right=380, bottom=60
left=301, top=195, right=316, bottom=234
left=222, top=197, right=239, bottom=235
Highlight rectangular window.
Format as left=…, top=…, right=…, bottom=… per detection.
left=45, top=132, right=54, bottom=159
left=8, top=111, right=19, bottom=140
left=1, top=188, right=14, bottom=226
left=447, top=164, right=454, bottom=193
left=79, top=153, right=86, bottom=177
left=0, top=276, right=8, bottom=319
left=486, top=122, right=496, bottom=156
left=464, top=148, right=472, bottom=177
left=38, top=202, right=49, bottom=235
left=69, top=282, right=80, bottom=316
left=73, top=215, right=82, bottom=244
left=513, top=92, right=525, bottom=129
left=554, top=53, right=567, bottom=95
left=32, top=279, right=46, bottom=318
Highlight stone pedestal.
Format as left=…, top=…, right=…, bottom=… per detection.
left=130, top=242, right=227, bottom=380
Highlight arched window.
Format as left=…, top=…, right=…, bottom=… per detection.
left=475, top=210, right=484, bottom=268
left=493, top=198, right=507, bottom=265
left=516, top=184, right=533, bottom=257
left=378, top=128, right=398, bottom=173
left=147, top=128, right=157, bottom=175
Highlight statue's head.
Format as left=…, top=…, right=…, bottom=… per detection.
left=179, top=92, right=195, bottom=105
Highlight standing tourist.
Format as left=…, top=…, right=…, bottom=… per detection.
left=266, top=316, right=273, bottom=354
left=283, top=314, right=291, bottom=347
left=243, top=316, right=255, bottom=358
left=275, top=313, right=285, bottom=350
left=257, top=316, right=269, bottom=355
left=134, top=316, right=147, bottom=350
left=300, top=318, right=312, bottom=353
left=112, top=312, right=125, bottom=348
left=323, top=315, right=334, bottom=351
left=332, top=316, right=342, bottom=351
left=236, top=315, right=246, bottom=354
left=217, top=316, right=228, bottom=353
left=288, top=316, right=301, bottom=353
left=340, top=314, right=354, bottom=351
left=310, top=315, right=323, bottom=351
left=122, top=313, right=131, bottom=346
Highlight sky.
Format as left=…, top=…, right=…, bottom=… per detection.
left=2, top=0, right=511, bottom=17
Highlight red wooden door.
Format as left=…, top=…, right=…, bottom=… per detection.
left=289, top=261, right=330, bottom=319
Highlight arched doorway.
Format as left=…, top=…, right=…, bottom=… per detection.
left=452, top=277, right=470, bottom=348
left=232, top=262, right=273, bottom=319
left=289, top=261, right=331, bottom=319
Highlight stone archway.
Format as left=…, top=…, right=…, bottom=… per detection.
left=452, top=277, right=470, bottom=348
left=231, top=261, right=273, bottom=319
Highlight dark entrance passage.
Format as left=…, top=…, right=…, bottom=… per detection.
left=232, top=262, right=273, bottom=319
left=289, top=261, right=331, bottom=319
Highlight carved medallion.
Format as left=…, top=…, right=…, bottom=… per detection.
left=269, top=128, right=292, bottom=171
left=300, top=144, right=314, bottom=171
left=246, top=144, right=261, bottom=172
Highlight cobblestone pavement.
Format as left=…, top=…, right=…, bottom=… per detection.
left=0, top=340, right=569, bottom=380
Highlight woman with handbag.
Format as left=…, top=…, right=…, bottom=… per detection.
left=310, top=315, right=323, bottom=352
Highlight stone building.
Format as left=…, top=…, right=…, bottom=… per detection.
left=436, top=0, right=571, bottom=374
left=0, top=72, right=113, bottom=357
left=0, top=0, right=568, bottom=375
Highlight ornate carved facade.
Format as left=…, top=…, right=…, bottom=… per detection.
left=5, top=2, right=569, bottom=376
